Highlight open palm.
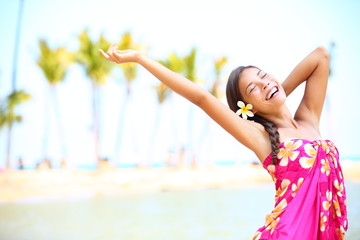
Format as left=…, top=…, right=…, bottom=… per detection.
left=99, top=44, right=140, bottom=64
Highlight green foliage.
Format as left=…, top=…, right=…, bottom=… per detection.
left=214, top=56, right=228, bottom=77
left=210, top=56, right=228, bottom=98
left=154, top=48, right=201, bottom=104
left=183, top=48, right=197, bottom=82
left=76, top=29, right=114, bottom=85
left=154, top=53, right=186, bottom=104
left=37, top=39, right=74, bottom=86
left=0, top=90, right=31, bottom=129
left=153, top=83, right=171, bottom=104
left=159, top=53, right=184, bottom=73
left=118, top=32, right=141, bottom=84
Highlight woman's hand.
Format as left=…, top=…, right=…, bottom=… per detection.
left=99, top=43, right=141, bottom=64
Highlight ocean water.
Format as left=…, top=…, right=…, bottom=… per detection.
left=0, top=181, right=359, bottom=240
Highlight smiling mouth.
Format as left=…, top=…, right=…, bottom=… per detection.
left=266, top=87, right=279, bottom=100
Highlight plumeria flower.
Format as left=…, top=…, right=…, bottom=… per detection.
left=236, top=101, right=254, bottom=119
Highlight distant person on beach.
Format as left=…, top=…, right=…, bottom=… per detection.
left=100, top=44, right=347, bottom=239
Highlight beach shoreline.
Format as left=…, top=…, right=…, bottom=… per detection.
left=1, top=161, right=359, bottom=203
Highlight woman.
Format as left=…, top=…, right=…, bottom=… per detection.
left=99, top=45, right=347, bottom=239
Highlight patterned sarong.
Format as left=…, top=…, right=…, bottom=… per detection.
left=253, top=139, right=348, bottom=240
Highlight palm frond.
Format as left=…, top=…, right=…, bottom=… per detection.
left=37, top=39, right=73, bottom=85
left=183, top=48, right=197, bottom=82
left=0, top=90, right=31, bottom=129
left=118, top=32, right=142, bottom=84
left=77, top=29, right=114, bottom=85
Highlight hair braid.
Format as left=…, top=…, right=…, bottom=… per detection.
left=253, top=115, right=280, bottom=164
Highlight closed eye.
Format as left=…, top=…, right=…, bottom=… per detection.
left=250, top=86, right=256, bottom=93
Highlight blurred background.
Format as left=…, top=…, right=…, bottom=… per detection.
left=0, top=0, right=359, bottom=239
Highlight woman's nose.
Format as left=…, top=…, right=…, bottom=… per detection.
left=262, top=82, right=270, bottom=90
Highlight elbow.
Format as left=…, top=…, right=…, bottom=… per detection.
left=193, top=91, right=212, bottom=108
left=316, top=46, right=330, bottom=60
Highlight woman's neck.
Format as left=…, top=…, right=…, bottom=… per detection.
left=261, top=105, right=298, bottom=129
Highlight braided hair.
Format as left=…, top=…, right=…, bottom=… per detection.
left=226, top=65, right=280, bottom=164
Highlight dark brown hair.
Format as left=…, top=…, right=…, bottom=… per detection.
left=226, top=65, right=280, bottom=164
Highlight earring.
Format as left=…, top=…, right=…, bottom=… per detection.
left=236, top=101, right=254, bottom=120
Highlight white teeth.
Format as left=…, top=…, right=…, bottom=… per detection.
left=267, top=87, right=278, bottom=100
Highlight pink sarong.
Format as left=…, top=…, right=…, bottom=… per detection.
left=253, top=139, right=348, bottom=240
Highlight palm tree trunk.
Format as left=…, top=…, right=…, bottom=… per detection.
left=50, top=86, right=68, bottom=166
left=197, top=116, right=212, bottom=166
left=169, top=97, right=179, bottom=166
left=6, top=125, right=13, bottom=169
left=92, top=82, right=100, bottom=166
left=187, top=104, right=196, bottom=167
left=7, top=0, right=24, bottom=170
left=113, top=84, right=131, bottom=166
left=11, top=0, right=24, bottom=91
left=42, top=86, right=50, bottom=162
left=147, top=105, right=162, bottom=168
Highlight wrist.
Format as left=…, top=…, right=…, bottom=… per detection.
left=136, top=53, right=148, bottom=65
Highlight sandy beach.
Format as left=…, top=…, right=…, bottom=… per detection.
left=1, top=161, right=359, bottom=203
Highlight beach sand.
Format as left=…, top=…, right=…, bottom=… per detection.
left=0, top=161, right=359, bottom=202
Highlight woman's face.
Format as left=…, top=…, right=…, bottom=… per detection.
left=238, top=67, right=286, bottom=115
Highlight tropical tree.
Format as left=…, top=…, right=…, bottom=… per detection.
left=198, top=56, right=228, bottom=166
left=0, top=90, right=31, bottom=169
left=113, top=32, right=142, bottom=166
left=182, top=48, right=200, bottom=167
left=183, top=48, right=197, bottom=82
left=37, top=39, right=73, bottom=167
left=210, top=56, right=228, bottom=98
left=146, top=53, right=183, bottom=167
left=11, top=0, right=25, bottom=91
left=76, top=29, right=114, bottom=167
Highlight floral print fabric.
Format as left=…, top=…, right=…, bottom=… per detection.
left=253, top=139, right=348, bottom=240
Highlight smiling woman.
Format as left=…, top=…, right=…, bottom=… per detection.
left=99, top=44, right=348, bottom=239
left=0, top=0, right=359, bottom=237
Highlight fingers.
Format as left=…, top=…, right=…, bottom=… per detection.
left=108, top=43, right=117, bottom=53
left=99, top=48, right=118, bottom=63
left=99, top=44, right=133, bottom=64
left=108, top=43, right=118, bottom=56
left=113, top=50, right=125, bottom=63
left=98, top=49, right=109, bottom=59
left=107, top=44, right=119, bottom=62
left=99, top=43, right=119, bottom=63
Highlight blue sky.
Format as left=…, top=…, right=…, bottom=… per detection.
left=0, top=0, right=359, bottom=168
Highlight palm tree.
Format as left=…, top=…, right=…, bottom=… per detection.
left=183, top=48, right=197, bottom=82
left=76, top=29, right=114, bottom=167
left=37, top=39, right=73, bottom=167
left=198, top=56, right=228, bottom=166
left=146, top=53, right=183, bottom=167
left=113, top=32, right=141, bottom=166
left=11, top=0, right=25, bottom=91
left=210, top=56, right=228, bottom=98
left=0, top=90, right=31, bottom=169
left=182, top=48, right=199, bottom=167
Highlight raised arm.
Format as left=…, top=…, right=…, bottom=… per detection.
left=282, top=46, right=329, bottom=124
left=99, top=44, right=270, bottom=160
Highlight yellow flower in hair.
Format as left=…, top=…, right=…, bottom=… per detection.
left=236, top=101, right=254, bottom=119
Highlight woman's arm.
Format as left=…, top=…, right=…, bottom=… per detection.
left=99, top=45, right=270, bottom=160
left=281, top=46, right=329, bottom=124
